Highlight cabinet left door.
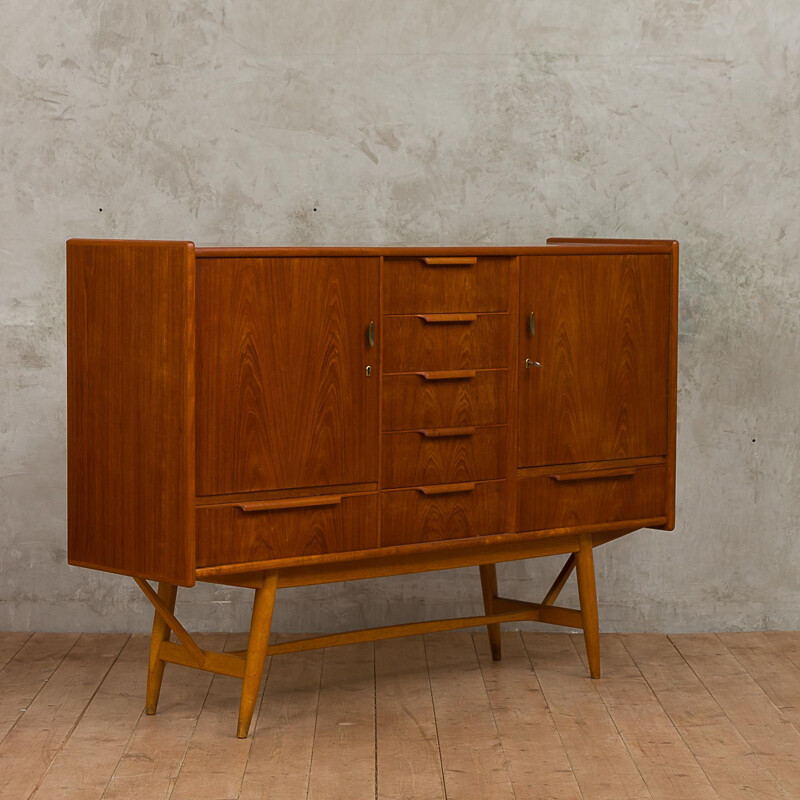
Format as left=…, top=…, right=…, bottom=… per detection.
left=197, top=257, right=380, bottom=495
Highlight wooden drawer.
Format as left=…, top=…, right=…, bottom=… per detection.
left=517, top=465, right=666, bottom=532
left=381, top=480, right=507, bottom=547
left=383, top=313, right=508, bottom=373
left=196, top=493, right=378, bottom=567
left=383, top=369, right=507, bottom=431
left=383, top=257, right=509, bottom=313
left=382, top=426, right=506, bottom=489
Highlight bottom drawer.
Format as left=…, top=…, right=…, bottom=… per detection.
left=517, top=465, right=666, bottom=532
left=196, top=493, right=378, bottom=566
left=381, top=480, right=507, bottom=547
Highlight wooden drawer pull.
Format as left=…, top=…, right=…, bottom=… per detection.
left=416, top=482, right=476, bottom=495
left=416, top=426, right=476, bottom=438
left=235, top=495, right=342, bottom=512
left=416, top=369, right=476, bottom=381
left=550, top=469, right=636, bottom=482
left=416, top=313, right=478, bottom=323
left=421, top=257, right=477, bottom=266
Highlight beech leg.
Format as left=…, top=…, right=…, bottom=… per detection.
left=479, top=563, right=502, bottom=661
left=146, top=581, right=178, bottom=714
left=542, top=554, right=576, bottom=606
left=575, top=535, right=600, bottom=678
left=237, top=571, right=279, bottom=738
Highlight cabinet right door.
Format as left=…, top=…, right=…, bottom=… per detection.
left=518, top=254, right=670, bottom=468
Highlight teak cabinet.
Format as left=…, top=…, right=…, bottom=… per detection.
left=67, top=237, right=678, bottom=737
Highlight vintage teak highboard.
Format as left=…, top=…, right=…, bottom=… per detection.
left=67, top=237, right=678, bottom=737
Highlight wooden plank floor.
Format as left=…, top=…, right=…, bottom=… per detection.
left=0, top=632, right=799, bottom=799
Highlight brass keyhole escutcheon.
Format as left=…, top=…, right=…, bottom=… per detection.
left=366, top=365, right=372, bottom=377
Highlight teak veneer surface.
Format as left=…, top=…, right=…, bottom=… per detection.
left=67, top=240, right=195, bottom=586
left=66, top=236, right=678, bottom=738
left=196, top=493, right=378, bottom=566
left=518, top=253, right=669, bottom=467
left=382, top=369, right=508, bottom=430
left=381, top=424, right=507, bottom=488
left=193, top=242, right=674, bottom=257
left=196, top=256, right=379, bottom=496
left=382, top=312, right=508, bottom=372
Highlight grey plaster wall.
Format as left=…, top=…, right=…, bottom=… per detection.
left=1, top=1, right=798, bottom=633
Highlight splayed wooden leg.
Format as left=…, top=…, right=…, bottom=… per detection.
left=237, top=571, right=279, bottom=738
left=576, top=535, right=600, bottom=679
left=145, top=581, right=178, bottom=714
left=479, top=563, right=502, bottom=661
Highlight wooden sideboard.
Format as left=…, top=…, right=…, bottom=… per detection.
left=67, top=237, right=678, bottom=737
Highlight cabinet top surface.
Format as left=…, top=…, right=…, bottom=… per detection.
left=66, top=238, right=677, bottom=258
left=192, top=241, right=675, bottom=258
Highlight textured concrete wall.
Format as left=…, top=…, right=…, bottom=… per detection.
left=1, top=2, right=798, bottom=633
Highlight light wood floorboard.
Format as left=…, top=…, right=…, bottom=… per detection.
left=306, top=641, right=376, bottom=800
left=718, top=632, right=800, bottom=733
left=31, top=635, right=149, bottom=800
left=670, top=633, right=800, bottom=799
left=239, top=638, right=322, bottom=800
left=102, top=633, right=227, bottom=800
left=572, top=634, right=717, bottom=799
left=0, top=633, right=128, bottom=800
left=2, top=631, right=800, bottom=799
left=375, top=636, right=445, bottom=800
left=0, top=631, right=32, bottom=671
left=623, top=633, right=788, bottom=800
left=475, top=632, right=581, bottom=800
left=0, top=633, right=80, bottom=744
left=524, top=632, right=652, bottom=800
left=170, top=633, right=257, bottom=800
left=425, top=631, right=515, bottom=800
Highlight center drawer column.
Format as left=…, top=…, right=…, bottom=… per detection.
left=380, top=255, right=512, bottom=547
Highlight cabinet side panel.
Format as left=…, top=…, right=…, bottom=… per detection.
left=665, top=241, right=679, bottom=529
left=67, top=239, right=196, bottom=586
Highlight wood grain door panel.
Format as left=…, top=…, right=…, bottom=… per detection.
left=383, top=257, right=509, bottom=313
left=196, top=494, right=378, bottom=566
left=196, top=257, right=379, bottom=495
left=382, top=370, right=507, bottom=431
left=381, top=481, right=507, bottom=546
left=383, top=313, right=508, bottom=373
left=382, top=426, right=507, bottom=488
left=518, top=254, right=669, bottom=467
left=517, top=466, right=666, bottom=531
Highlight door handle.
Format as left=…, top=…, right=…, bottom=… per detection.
left=421, top=257, right=477, bottom=266
left=525, top=359, right=541, bottom=369
left=528, top=312, right=535, bottom=336
left=416, top=313, right=478, bottom=323
left=367, top=320, right=375, bottom=348
left=549, top=469, right=636, bottom=482
left=235, top=495, right=343, bottom=511
left=416, top=370, right=476, bottom=380
left=417, top=482, right=476, bottom=495
left=416, top=427, right=476, bottom=438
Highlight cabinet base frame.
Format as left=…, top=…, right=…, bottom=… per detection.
left=137, top=532, right=607, bottom=738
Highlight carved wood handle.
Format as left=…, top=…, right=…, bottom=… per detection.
left=416, top=313, right=478, bottom=323
left=235, top=495, right=342, bottom=512
left=416, top=370, right=476, bottom=380
left=421, top=257, right=477, bottom=266
left=550, top=469, right=636, bottom=482
left=416, top=482, right=476, bottom=495
left=416, top=427, right=476, bottom=438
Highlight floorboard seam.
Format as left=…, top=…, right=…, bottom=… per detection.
left=422, top=634, right=448, bottom=800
